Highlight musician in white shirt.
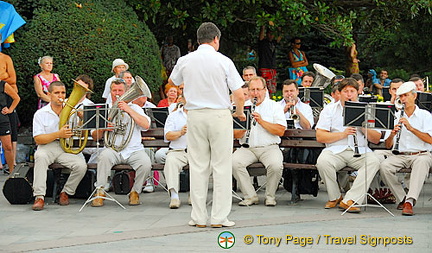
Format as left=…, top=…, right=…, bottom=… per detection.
left=232, top=77, right=286, bottom=206
left=379, top=81, right=432, bottom=216
left=279, top=79, right=313, bottom=129
left=315, top=78, right=381, bottom=213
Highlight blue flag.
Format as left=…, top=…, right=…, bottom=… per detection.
left=0, top=1, right=26, bottom=51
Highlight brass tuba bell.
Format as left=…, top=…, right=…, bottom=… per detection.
left=104, top=76, right=152, bottom=152
left=59, top=80, right=92, bottom=154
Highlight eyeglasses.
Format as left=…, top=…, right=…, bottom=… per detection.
left=294, top=43, right=301, bottom=45
left=249, top=88, right=266, bottom=93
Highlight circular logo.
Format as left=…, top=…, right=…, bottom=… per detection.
left=218, top=231, right=235, bottom=249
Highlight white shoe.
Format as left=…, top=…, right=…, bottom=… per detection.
left=188, top=220, right=206, bottom=228
left=143, top=183, right=154, bottom=193
left=169, top=198, right=181, bottom=209
left=211, top=220, right=235, bottom=228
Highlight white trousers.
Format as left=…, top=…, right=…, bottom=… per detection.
left=33, top=141, right=87, bottom=197
left=96, top=148, right=151, bottom=193
left=164, top=150, right=188, bottom=194
left=380, top=152, right=431, bottom=204
left=232, top=145, right=283, bottom=201
left=316, top=149, right=380, bottom=204
left=187, top=109, right=233, bottom=225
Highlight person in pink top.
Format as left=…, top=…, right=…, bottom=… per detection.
left=33, top=56, right=60, bottom=109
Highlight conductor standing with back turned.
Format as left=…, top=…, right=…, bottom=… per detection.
left=169, top=22, right=245, bottom=228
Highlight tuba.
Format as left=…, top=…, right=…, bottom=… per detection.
left=104, top=76, right=152, bottom=152
left=59, top=80, right=92, bottom=154
left=311, top=63, right=335, bottom=89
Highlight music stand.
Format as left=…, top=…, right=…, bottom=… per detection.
left=82, top=104, right=109, bottom=130
left=358, top=95, right=378, bottom=103
left=382, top=87, right=391, bottom=102
left=79, top=105, right=127, bottom=211
left=343, top=101, right=395, bottom=216
left=286, top=119, right=295, bottom=129
left=232, top=105, right=252, bottom=130
left=298, top=87, right=324, bottom=108
left=416, top=92, right=432, bottom=112
left=143, top=107, right=169, bottom=128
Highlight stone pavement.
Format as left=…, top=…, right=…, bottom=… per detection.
left=0, top=170, right=431, bottom=252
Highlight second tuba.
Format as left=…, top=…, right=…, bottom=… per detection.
left=104, top=76, right=152, bottom=152
left=59, top=80, right=92, bottom=154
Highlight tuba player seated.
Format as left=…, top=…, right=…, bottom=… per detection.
left=91, top=79, right=152, bottom=207
left=31, top=81, right=87, bottom=211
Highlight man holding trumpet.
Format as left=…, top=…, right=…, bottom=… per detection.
left=380, top=81, right=432, bottom=216
left=31, top=81, right=87, bottom=211
left=315, top=78, right=381, bottom=213
left=279, top=79, right=314, bottom=129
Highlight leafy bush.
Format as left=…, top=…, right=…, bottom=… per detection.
left=7, top=0, right=161, bottom=127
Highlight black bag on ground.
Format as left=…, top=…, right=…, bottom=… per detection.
left=282, top=147, right=322, bottom=197
left=283, top=168, right=319, bottom=197
left=112, top=170, right=135, bottom=195
left=55, top=169, right=96, bottom=200
left=179, top=169, right=190, bottom=192
left=3, top=164, right=34, bottom=204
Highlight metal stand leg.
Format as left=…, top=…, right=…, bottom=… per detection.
left=79, top=186, right=126, bottom=212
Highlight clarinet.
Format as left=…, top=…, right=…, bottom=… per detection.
left=392, top=104, right=405, bottom=155
left=242, top=98, right=257, bottom=148
left=352, top=133, right=361, bottom=157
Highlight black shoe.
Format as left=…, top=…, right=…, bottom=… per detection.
left=3, top=168, right=9, bottom=175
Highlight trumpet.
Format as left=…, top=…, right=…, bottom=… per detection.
left=242, top=97, right=257, bottom=148
left=392, top=104, right=405, bottom=154
left=288, top=97, right=300, bottom=122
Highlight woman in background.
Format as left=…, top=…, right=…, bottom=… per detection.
left=288, top=37, right=309, bottom=85
left=33, top=56, right=60, bottom=109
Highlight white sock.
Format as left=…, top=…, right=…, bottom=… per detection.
left=405, top=198, right=414, bottom=206
left=170, top=189, right=179, bottom=199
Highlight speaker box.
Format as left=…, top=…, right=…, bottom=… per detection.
left=3, top=164, right=34, bottom=204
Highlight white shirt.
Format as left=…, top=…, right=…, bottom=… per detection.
left=239, top=98, right=287, bottom=147
left=278, top=97, right=314, bottom=129
left=33, top=103, right=60, bottom=137
left=316, top=101, right=373, bottom=154
left=142, top=101, right=156, bottom=108
left=102, top=76, right=116, bottom=99
left=393, top=105, right=432, bottom=152
left=170, top=44, right=243, bottom=110
left=164, top=107, right=187, bottom=149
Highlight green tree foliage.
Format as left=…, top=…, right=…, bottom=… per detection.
left=7, top=0, right=161, bottom=127
left=129, top=0, right=431, bottom=48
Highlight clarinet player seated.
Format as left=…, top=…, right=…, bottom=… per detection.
left=379, top=81, right=432, bottom=216
left=315, top=78, right=381, bottom=213
left=232, top=77, right=286, bottom=206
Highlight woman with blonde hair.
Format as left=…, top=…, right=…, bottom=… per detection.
left=33, top=56, right=60, bottom=109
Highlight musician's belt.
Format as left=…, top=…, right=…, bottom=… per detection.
left=396, top=150, right=428, bottom=155
left=169, top=148, right=187, bottom=153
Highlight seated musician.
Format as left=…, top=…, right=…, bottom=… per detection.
left=315, top=78, right=381, bottom=213
left=31, top=81, right=87, bottom=211
left=232, top=77, right=286, bottom=206
left=91, top=79, right=152, bottom=207
left=379, top=81, right=432, bottom=216
left=278, top=79, right=313, bottom=129
left=163, top=97, right=188, bottom=209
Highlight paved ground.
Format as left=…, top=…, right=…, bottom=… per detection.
left=0, top=168, right=431, bottom=252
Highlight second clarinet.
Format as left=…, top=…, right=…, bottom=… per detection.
left=392, top=104, right=405, bottom=155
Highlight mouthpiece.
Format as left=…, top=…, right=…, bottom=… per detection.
left=58, top=98, right=64, bottom=102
